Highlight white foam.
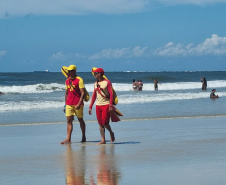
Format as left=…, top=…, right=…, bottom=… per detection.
left=1, top=80, right=226, bottom=94
left=118, top=91, right=226, bottom=104
left=1, top=91, right=225, bottom=112
left=0, top=83, right=65, bottom=94
left=0, top=100, right=64, bottom=112
left=111, top=80, right=226, bottom=91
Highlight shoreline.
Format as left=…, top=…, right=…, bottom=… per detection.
left=1, top=113, right=226, bottom=127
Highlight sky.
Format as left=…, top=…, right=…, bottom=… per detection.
left=1, top=0, right=226, bottom=72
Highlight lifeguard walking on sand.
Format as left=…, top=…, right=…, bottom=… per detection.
left=89, top=68, right=115, bottom=145
left=60, top=65, right=86, bottom=144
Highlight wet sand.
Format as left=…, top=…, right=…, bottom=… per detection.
left=1, top=116, right=226, bottom=185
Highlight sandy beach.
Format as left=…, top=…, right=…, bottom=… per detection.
left=1, top=116, right=226, bottom=185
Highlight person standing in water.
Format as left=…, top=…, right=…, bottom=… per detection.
left=89, top=68, right=115, bottom=145
left=152, top=78, right=160, bottom=91
left=201, top=77, right=207, bottom=91
left=132, top=79, right=137, bottom=91
left=138, top=80, right=143, bottom=91
left=61, top=65, right=86, bottom=144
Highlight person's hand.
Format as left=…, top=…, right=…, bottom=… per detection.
left=89, top=108, right=92, bottom=115
left=63, top=105, right=66, bottom=113
left=109, top=106, right=113, bottom=112
left=75, top=104, right=81, bottom=110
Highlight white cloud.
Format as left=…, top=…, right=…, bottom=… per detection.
left=0, top=50, right=7, bottom=60
left=158, top=0, right=226, bottom=6
left=154, top=34, right=226, bottom=56
left=50, top=51, right=86, bottom=61
left=1, top=0, right=226, bottom=18
left=49, top=34, right=226, bottom=61
left=0, top=0, right=149, bottom=18
left=89, top=46, right=148, bottom=60
left=50, top=51, right=65, bottom=61
left=88, top=34, right=226, bottom=59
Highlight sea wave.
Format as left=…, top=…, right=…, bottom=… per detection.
left=1, top=91, right=226, bottom=112
left=119, top=91, right=226, bottom=104
left=0, top=83, right=65, bottom=94
left=1, top=80, right=226, bottom=94
left=0, top=101, right=65, bottom=112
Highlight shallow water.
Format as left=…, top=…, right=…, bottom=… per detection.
left=1, top=117, right=226, bottom=185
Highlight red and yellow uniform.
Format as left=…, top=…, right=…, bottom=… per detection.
left=65, top=76, right=84, bottom=118
left=89, top=79, right=114, bottom=125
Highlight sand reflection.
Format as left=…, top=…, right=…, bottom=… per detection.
left=64, top=144, right=120, bottom=185
left=90, top=145, right=121, bottom=185
left=64, top=144, right=86, bottom=185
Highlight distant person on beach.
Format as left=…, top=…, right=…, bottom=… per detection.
left=210, top=89, right=219, bottom=98
left=138, top=80, right=143, bottom=91
left=61, top=65, right=86, bottom=144
left=132, top=79, right=137, bottom=91
left=89, top=68, right=115, bottom=145
left=132, top=79, right=139, bottom=91
left=201, top=77, right=207, bottom=91
left=152, top=78, right=160, bottom=91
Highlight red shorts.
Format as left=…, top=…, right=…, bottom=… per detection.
left=96, top=105, right=110, bottom=125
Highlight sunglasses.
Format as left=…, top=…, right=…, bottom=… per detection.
left=94, top=72, right=99, bottom=75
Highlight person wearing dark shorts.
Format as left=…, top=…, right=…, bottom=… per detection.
left=152, top=78, right=160, bottom=91
left=89, top=68, right=115, bottom=145
left=201, top=77, right=207, bottom=91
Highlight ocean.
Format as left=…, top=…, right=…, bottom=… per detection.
left=1, top=71, right=226, bottom=125
left=2, top=71, right=226, bottom=185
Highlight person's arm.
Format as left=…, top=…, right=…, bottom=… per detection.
left=210, top=93, right=218, bottom=98
left=75, top=78, right=85, bottom=109
left=64, top=82, right=69, bottom=112
left=107, top=80, right=114, bottom=111
left=89, top=86, right=97, bottom=115
left=75, top=87, right=84, bottom=109
left=65, top=89, right=68, bottom=103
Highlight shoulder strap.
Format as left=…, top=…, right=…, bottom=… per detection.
left=97, top=81, right=110, bottom=99
left=69, top=79, right=81, bottom=95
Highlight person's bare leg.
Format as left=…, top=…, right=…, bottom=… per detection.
left=104, top=125, right=115, bottom=143
left=97, top=125, right=106, bottom=145
left=78, top=118, right=86, bottom=142
left=61, top=116, right=73, bottom=144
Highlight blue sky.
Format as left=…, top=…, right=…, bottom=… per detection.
left=1, top=0, right=226, bottom=72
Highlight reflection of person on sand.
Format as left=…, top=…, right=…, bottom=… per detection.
left=65, top=145, right=86, bottom=185
left=201, top=77, right=207, bottom=91
left=89, top=68, right=115, bottom=145
left=90, top=145, right=121, bottom=185
left=152, top=78, right=160, bottom=91
left=61, top=65, right=86, bottom=144
left=210, top=89, right=219, bottom=98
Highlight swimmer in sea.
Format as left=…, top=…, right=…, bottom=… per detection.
left=210, top=89, right=219, bottom=98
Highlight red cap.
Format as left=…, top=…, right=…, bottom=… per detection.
left=93, top=68, right=104, bottom=75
